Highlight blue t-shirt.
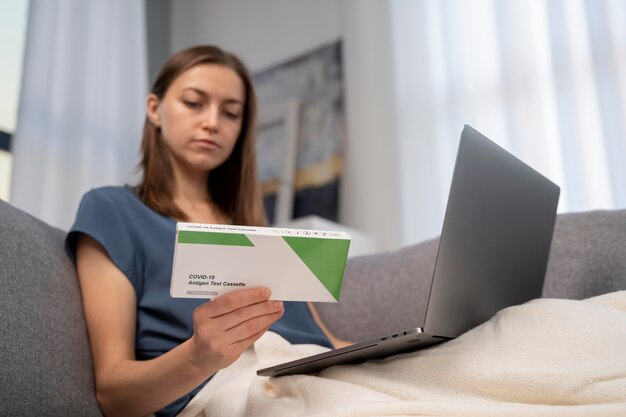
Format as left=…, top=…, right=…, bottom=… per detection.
left=65, top=186, right=332, bottom=416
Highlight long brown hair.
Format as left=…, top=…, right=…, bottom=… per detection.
left=135, top=45, right=267, bottom=226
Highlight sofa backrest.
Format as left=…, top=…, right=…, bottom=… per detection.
left=543, top=209, right=626, bottom=299
left=0, top=199, right=103, bottom=417
left=317, top=209, right=626, bottom=341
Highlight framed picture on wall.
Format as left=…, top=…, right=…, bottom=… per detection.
left=254, top=41, right=345, bottom=225
left=256, top=99, right=300, bottom=225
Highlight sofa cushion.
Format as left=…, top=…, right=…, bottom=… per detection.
left=0, top=200, right=103, bottom=416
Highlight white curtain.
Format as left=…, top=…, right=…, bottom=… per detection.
left=389, top=0, right=626, bottom=246
left=10, top=0, right=147, bottom=230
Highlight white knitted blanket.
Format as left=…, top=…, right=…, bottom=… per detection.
left=179, top=291, right=626, bottom=417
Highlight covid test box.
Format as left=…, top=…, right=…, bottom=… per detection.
left=170, top=223, right=351, bottom=302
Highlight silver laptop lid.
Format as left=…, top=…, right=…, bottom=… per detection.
left=423, top=125, right=560, bottom=338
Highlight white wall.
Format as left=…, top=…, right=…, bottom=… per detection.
left=170, top=0, right=405, bottom=251
left=339, top=1, right=404, bottom=251
left=171, top=0, right=341, bottom=73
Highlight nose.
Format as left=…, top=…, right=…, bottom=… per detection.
left=202, top=105, right=220, bottom=133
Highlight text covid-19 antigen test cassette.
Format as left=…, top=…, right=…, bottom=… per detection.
left=170, top=223, right=351, bottom=302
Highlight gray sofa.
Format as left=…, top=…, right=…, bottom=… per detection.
left=1, top=198, right=625, bottom=416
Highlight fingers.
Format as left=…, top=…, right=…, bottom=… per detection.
left=202, top=287, right=273, bottom=318
left=226, top=306, right=284, bottom=343
left=218, top=299, right=284, bottom=332
left=230, top=324, right=274, bottom=352
left=192, top=287, right=284, bottom=344
left=189, top=289, right=285, bottom=372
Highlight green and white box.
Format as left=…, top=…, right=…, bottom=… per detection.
left=170, top=223, right=351, bottom=302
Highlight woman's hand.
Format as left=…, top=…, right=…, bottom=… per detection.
left=188, top=288, right=284, bottom=373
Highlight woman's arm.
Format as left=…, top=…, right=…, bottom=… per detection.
left=76, top=234, right=284, bottom=417
left=307, top=302, right=353, bottom=348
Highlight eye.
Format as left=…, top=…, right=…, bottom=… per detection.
left=184, top=100, right=202, bottom=109
left=224, top=110, right=241, bottom=120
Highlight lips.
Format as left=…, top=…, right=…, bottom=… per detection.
left=193, top=138, right=221, bottom=150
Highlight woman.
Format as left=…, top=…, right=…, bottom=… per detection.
left=66, top=45, right=346, bottom=417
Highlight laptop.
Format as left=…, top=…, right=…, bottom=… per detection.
left=257, top=125, right=560, bottom=377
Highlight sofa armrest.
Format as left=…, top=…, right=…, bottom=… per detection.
left=0, top=200, right=103, bottom=416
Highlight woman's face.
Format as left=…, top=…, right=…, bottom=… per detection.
left=147, top=64, right=245, bottom=175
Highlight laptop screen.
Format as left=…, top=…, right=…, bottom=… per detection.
left=423, top=125, right=560, bottom=338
